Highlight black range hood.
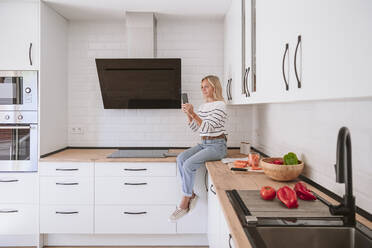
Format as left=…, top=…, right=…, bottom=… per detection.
left=96, top=58, right=181, bottom=109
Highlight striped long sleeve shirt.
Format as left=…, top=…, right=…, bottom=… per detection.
left=188, top=101, right=228, bottom=137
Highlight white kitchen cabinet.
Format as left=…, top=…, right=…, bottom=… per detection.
left=224, top=0, right=258, bottom=104
left=0, top=173, right=38, bottom=204
left=95, top=205, right=176, bottom=234
left=95, top=162, right=176, bottom=177
left=255, top=0, right=294, bottom=103
left=39, top=162, right=93, bottom=177
left=0, top=1, right=39, bottom=70
left=40, top=205, right=93, bottom=233
left=95, top=176, right=179, bottom=205
left=224, top=0, right=243, bottom=104
left=296, top=0, right=372, bottom=101
left=207, top=175, right=220, bottom=248
left=39, top=162, right=94, bottom=234
left=207, top=174, right=236, bottom=248
left=0, top=173, right=38, bottom=235
left=0, top=204, right=38, bottom=235
left=255, top=0, right=372, bottom=103
left=40, top=176, right=94, bottom=205
left=176, top=165, right=208, bottom=234
left=94, top=162, right=183, bottom=234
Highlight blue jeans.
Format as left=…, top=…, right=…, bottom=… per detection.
left=177, top=138, right=227, bottom=197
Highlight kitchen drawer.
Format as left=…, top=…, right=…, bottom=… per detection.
left=39, top=162, right=93, bottom=177
left=95, top=162, right=176, bottom=177
left=0, top=204, right=38, bottom=234
left=40, top=177, right=93, bottom=205
left=40, top=205, right=93, bottom=234
left=0, top=173, right=38, bottom=203
left=95, top=205, right=176, bottom=234
left=95, top=177, right=180, bottom=204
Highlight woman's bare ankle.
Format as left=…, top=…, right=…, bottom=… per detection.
left=179, top=196, right=191, bottom=209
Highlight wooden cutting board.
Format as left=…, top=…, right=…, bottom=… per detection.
left=237, top=190, right=337, bottom=218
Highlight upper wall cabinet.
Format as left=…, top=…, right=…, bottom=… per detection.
left=224, top=0, right=257, bottom=105
left=224, top=0, right=242, bottom=104
left=256, top=0, right=372, bottom=103
left=0, top=1, right=39, bottom=70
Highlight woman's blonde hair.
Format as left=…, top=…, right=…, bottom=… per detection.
left=201, top=75, right=225, bottom=102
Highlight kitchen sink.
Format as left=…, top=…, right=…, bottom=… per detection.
left=252, top=225, right=372, bottom=248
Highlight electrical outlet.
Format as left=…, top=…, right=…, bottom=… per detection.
left=71, top=127, right=84, bottom=134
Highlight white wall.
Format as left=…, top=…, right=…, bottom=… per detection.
left=67, top=17, right=252, bottom=147
left=39, top=2, right=68, bottom=155
left=251, top=97, right=372, bottom=213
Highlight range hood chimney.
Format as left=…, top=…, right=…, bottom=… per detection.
left=126, top=12, right=156, bottom=58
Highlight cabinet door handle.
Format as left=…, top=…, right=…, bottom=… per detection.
left=204, top=170, right=208, bottom=192
left=56, top=211, right=79, bottom=214
left=244, top=67, right=251, bottom=97
left=124, top=182, right=147, bottom=186
left=124, top=211, right=147, bottom=215
left=294, top=35, right=302, bottom=88
left=226, top=79, right=231, bottom=100
left=229, top=78, right=233, bottom=100
left=124, top=168, right=147, bottom=171
left=229, top=234, right=233, bottom=248
left=56, top=168, right=79, bottom=171
left=282, top=43, right=289, bottom=91
left=56, top=182, right=79, bottom=185
left=0, top=209, right=18, bottom=213
left=29, top=42, right=33, bottom=66
left=0, top=179, right=19, bottom=183
left=210, top=184, right=216, bottom=195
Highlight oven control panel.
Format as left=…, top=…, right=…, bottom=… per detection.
left=0, top=111, right=37, bottom=124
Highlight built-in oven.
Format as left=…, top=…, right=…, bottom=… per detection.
left=0, top=71, right=38, bottom=111
left=0, top=112, right=37, bottom=172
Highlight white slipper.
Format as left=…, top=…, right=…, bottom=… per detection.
left=189, top=194, right=199, bottom=212
left=168, top=207, right=189, bottom=222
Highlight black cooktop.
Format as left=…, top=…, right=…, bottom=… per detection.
left=107, top=149, right=177, bottom=158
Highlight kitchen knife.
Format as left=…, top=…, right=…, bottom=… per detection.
left=231, top=167, right=248, bottom=171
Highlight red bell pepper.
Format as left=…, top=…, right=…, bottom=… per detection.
left=277, top=186, right=298, bottom=208
left=294, top=182, right=317, bottom=201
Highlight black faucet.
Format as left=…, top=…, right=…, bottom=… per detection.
left=329, top=127, right=356, bottom=226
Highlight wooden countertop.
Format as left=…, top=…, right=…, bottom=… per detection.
left=39, top=148, right=187, bottom=162
left=206, top=152, right=372, bottom=248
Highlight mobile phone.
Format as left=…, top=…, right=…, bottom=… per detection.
left=182, top=93, right=189, bottom=104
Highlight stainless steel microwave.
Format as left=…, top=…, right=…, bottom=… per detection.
left=0, top=71, right=38, bottom=111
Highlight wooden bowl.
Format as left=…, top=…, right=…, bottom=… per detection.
left=260, top=157, right=304, bottom=181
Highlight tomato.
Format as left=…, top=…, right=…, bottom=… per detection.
left=260, top=186, right=276, bottom=200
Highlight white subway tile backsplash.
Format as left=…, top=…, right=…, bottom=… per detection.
left=252, top=98, right=372, bottom=213
left=67, top=18, right=251, bottom=148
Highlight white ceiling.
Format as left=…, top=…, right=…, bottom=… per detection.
left=43, top=0, right=232, bottom=20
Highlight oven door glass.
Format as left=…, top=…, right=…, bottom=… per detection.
left=0, top=124, right=37, bottom=172
left=0, top=126, right=30, bottom=161
left=0, top=77, right=23, bottom=105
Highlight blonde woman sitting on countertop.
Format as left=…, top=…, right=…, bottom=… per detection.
left=169, top=75, right=228, bottom=221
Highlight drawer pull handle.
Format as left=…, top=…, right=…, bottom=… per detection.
left=0, top=209, right=18, bottom=213
left=56, top=182, right=79, bottom=185
left=56, top=168, right=79, bottom=171
left=124, top=211, right=147, bottom=215
left=210, top=184, right=216, bottom=195
left=56, top=211, right=79, bottom=215
left=124, top=183, right=147, bottom=186
left=0, top=179, right=19, bottom=183
left=124, top=168, right=147, bottom=171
